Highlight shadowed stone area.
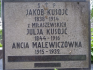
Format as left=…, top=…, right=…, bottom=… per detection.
left=0, top=50, right=3, bottom=59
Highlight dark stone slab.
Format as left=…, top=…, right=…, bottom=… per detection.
left=0, top=50, right=3, bottom=59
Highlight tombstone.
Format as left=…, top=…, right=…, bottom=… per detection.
left=2, top=0, right=91, bottom=70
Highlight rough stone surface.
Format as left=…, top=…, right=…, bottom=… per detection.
left=3, top=1, right=90, bottom=70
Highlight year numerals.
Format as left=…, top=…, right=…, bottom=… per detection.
left=35, top=49, right=44, bottom=54
left=49, top=49, right=60, bottom=54
left=35, top=17, right=45, bottom=21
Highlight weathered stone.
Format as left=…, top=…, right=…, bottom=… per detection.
left=3, top=0, right=90, bottom=70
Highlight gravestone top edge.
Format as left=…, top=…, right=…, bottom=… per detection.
left=3, top=0, right=90, bottom=2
